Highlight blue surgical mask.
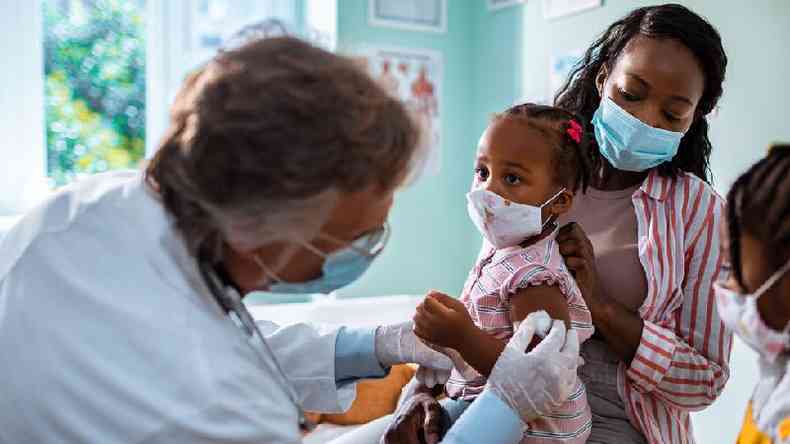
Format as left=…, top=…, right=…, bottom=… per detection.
left=255, top=223, right=390, bottom=295
left=592, top=96, right=684, bottom=172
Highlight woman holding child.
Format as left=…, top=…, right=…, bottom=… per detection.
left=386, top=4, right=732, bottom=444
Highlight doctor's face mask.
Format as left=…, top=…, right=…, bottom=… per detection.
left=254, top=223, right=390, bottom=295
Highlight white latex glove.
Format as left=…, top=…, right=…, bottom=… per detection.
left=375, top=321, right=453, bottom=372
left=415, top=366, right=449, bottom=389
left=413, top=340, right=481, bottom=388
left=484, top=310, right=581, bottom=423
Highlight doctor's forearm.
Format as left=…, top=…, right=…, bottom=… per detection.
left=334, top=327, right=388, bottom=384
left=442, top=390, right=524, bottom=443
left=590, top=298, right=643, bottom=364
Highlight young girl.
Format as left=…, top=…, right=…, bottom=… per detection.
left=717, top=145, right=790, bottom=443
left=412, top=103, right=595, bottom=442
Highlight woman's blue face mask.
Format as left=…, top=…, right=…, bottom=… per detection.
left=592, top=96, right=685, bottom=172
left=255, top=223, right=390, bottom=295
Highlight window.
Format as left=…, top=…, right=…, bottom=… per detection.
left=0, top=0, right=335, bottom=215
left=44, top=0, right=147, bottom=186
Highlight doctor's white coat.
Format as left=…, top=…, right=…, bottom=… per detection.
left=0, top=172, right=356, bottom=443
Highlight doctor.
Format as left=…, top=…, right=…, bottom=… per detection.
left=0, top=36, right=579, bottom=443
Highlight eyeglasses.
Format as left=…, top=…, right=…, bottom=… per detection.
left=309, top=222, right=391, bottom=259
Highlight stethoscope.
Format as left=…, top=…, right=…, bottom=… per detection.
left=198, top=259, right=315, bottom=433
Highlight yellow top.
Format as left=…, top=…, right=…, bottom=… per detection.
left=739, top=402, right=790, bottom=444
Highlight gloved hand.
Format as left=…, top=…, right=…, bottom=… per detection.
left=415, top=342, right=481, bottom=388
left=484, top=311, right=581, bottom=423
left=415, top=366, right=450, bottom=389
left=375, top=321, right=453, bottom=373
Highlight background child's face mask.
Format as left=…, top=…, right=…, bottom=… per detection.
left=466, top=188, right=564, bottom=249
left=715, top=260, right=790, bottom=363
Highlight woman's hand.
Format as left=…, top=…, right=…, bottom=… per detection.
left=413, top=291, right=477, bottom=350
left=381, top=384, right=447, bottom=444
left=557, top=222, right=644, bottom=363
left=556, top=222, right=605, bottom=315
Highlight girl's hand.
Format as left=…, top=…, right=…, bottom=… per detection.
left=557, top=222, right=605, bottom=315
left=413, top=291, right=477, bottom=350
left=381, top=388, right=447, bottom=444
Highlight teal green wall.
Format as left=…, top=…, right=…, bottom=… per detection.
left=262, top=1, right=789, bottom=307
left=470, top=1, right=523, bottom=139
left=334, top=0, right=481, bottom=299
left=282, top=0, right=789, bottom=296
left=326, top=0, right=790, bottom=296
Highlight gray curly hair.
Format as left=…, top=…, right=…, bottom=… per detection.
left=145, top=37, right=420, bottom=261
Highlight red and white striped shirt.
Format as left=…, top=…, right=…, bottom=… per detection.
left=615, top=170, right=732, bottom=443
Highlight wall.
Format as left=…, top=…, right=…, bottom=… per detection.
left=470, top=1, right=524, bottom=139
left=517, top=1, right=790, bottom=442
left=329, top=0, right=481, bottom=300
left=329, top=1, right=528, bottom=302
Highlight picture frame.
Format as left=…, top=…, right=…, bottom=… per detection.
left=550, top=49, right=584, bottom=96
left=542, top=0, right=602, bottom=20
left=487, top=0, right=527, bottom=11
left=368, top=0, right=447, bottom=33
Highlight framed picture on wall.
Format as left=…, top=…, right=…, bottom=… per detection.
left=368, top=0, right=447, bottom=33
left=542, top=0, right=602, bottom=20
left=352, top=46, right=443, bottom=178
left=550, top=49, right=584, bottom=95
left=487, top=0, right=527, bottom=11
left=185, top=0, right=301, bottom=74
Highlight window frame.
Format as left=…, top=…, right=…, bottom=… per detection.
left=0, top=1, right=46, bottom=216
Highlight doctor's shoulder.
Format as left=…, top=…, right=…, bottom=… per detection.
left=0, top=171, right=141, bottom=280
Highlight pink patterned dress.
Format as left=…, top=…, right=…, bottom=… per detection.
left=445, top=231, right=594, bottom=443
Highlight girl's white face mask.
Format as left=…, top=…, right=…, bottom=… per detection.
left=714, top=260, right=790, bottom=363
left=466, top=188, right=564, bottom=249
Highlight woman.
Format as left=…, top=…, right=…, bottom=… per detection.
left=0, top=37, right=579, bottom=443
left=555, top=4, right=731, bottom=443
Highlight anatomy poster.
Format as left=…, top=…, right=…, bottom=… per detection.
left=355, top=46, right=443, bottom=177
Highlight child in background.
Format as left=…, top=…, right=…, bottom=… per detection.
left=716, top=145, right=790, bottom=444
left=413, top=103, right=595, bottom=442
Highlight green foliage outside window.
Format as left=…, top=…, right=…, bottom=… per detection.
left=44, top=0, right=146, bottom=186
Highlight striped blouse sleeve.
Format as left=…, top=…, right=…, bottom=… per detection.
left=626, top=177, right=733, bottom=412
